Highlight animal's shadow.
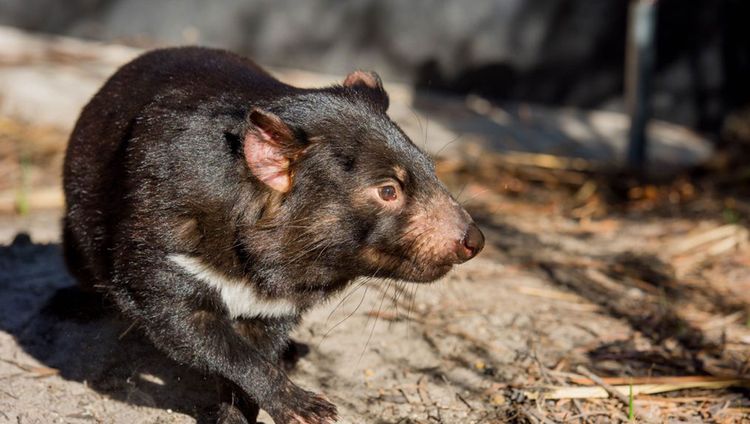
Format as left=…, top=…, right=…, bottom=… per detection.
left=0, top=233, right=296, bottom=423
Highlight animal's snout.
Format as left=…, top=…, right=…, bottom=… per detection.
left=403, top=193, right=485, bottom=275
left=456, top=223, right=484, bottom=263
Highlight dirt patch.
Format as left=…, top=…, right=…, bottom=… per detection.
left=2, top=159, right=750, bottom=423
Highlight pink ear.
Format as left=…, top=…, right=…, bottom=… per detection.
left=343, top=70, right=388, bottom=110
left=343, top=70, right=383, bottom=90
left=244, top=109, right=296, bottom=192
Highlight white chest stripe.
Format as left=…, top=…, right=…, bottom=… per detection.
left=169, top=254, right=297, bottom=319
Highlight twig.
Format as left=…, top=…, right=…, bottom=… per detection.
left=668, top=225, right=747, bottom=256
left=496, top=151, right=594, bottom=172
left=515, top=286, right=588, bottom=303
left=568, top=375, right=741, bottom=386
left=416, top=376, right=432, bottom=406
left=521, top=406, right=557, bottom=424
left=526, top=378, right=748, bottom=400
left=455, top=392, right=474, bottom=410
left=577, top=366, right=644, bottom=421
left=576, top=366, right=630, bottom=405
left=0, top=358, right=59, bottom=378
left=118, top=321, right=138, bottom=340
left=0, top=389, right=18, bottom=400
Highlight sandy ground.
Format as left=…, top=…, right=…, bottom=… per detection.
left=2, top=178, right=750, bottom=423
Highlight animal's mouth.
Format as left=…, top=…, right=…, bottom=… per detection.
left=402, top=263, right=453, bottom=283
left=361, top=247, right=454, bottom=283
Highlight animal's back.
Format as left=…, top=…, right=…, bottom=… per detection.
left=62, top=47, right=277, bottom=289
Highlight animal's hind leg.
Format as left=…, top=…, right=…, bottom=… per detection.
left=62, top=218, right=97, bottom=291
left=280, top=339, right=310, bottom=372
left=215, top=377, right=260, bottom=424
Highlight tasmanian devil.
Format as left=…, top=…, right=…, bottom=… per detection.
left=62, top=47, right=484, bottom=423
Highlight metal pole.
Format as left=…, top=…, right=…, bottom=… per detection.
left=625, top=0, right=657, bottom=172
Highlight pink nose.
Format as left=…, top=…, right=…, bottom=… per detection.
left=456, top=223, right=484, bottom=262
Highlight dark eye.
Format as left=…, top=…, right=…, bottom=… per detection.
left=378, top=185, right=397, bottom=201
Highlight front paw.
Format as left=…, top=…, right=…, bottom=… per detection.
left=270, top=386, right=337, bottom=424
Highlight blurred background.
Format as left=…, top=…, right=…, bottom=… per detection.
left=2, top=0, right=748, bottom=130
left=1, top=1, right=749, bottom=423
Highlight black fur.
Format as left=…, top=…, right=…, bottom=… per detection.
left=63, top=47, right=482, bottom=423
